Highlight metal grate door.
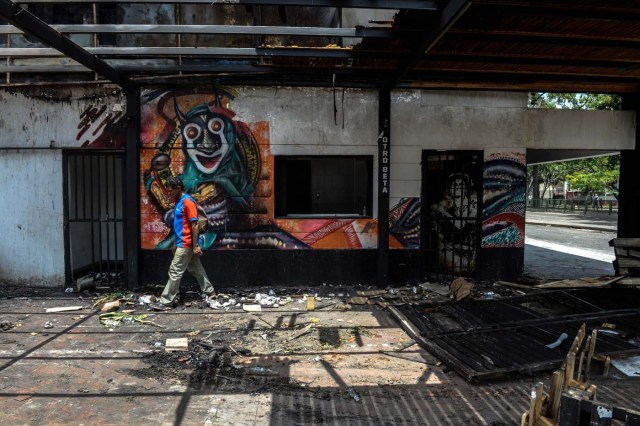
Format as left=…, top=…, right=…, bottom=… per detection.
left=421, top=150, right=482, bottom=281
left=63, top=151, right=124, bottom=285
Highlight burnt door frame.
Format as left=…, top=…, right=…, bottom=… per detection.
left=421, top=150, right=483, bottom=281
left=63, top=150, right=125, bottom=285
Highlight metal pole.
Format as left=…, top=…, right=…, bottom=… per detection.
left=124, top=88, right=140, bottom=289
left=377, top=87, right=390, bottom=288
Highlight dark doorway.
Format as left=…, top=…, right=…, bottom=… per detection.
left=421, top=150, right=482, bottom=281
left=63, top=151, right=124, bottom=286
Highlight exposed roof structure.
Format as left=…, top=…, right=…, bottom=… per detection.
left=2, top=0, right=640, bottom=92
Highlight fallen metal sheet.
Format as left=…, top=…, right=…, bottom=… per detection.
left=390, top=288, right=640, bottom=382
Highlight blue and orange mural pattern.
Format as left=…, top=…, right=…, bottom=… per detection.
left=139, top=88, right=419, bottom=250
left=481, top=151, right=526, bottom=248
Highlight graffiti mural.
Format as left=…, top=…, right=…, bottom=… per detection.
left=390, top=197, right=420, bottom=249
left=481, top=151, right=526, bottom=248
left=139, top=88, right=419, bottom=250
left=77, top=105, right=126, bottom=148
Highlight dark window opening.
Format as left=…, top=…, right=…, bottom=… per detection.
left=275, top=156, right=372, bottom=217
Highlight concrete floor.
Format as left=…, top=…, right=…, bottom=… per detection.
left=0, top=289, right=638, bottom=425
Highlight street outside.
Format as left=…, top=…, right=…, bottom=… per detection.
left=524, top=210, right=617, bottom=280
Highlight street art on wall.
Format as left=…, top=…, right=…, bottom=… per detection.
left=481, top=151, right=526, bottom=248
left=429, top=171, right=479, bottom=274
left=77, top=105, right=126, bottom=148
left=139, top=87, right=419, bottom=250
left=390, top=197, right=420, bottom=249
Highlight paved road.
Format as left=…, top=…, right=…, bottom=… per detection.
left=523, top=221, right=616, bottom=280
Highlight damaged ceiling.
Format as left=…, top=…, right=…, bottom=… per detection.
left=1, top=0, right=640, bottom=92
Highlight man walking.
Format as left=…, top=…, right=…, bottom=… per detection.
left=150, top=177, right=215, bottom=310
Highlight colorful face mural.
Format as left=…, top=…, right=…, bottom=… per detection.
left=481, top=151, right=527, bottom=248
left=139, top=88, right=419, bottom=250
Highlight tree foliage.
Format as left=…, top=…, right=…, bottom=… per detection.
left=528, top=155, right=620, bottom=199
left=529, top=93, right=622, bottom=110
left=565, top=156, right=620, bottom=198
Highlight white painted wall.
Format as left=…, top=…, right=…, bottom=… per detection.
left=0, top=85, right=635, bottom=286
left=0, top=87, right=125, bottom=149
left=0, top=86, right=124, bottom=286
left=391, top=89, right=635, bottom=206
left=232, top=86, right=381, bottom=213
left=0, top=150, right=64, bottom=286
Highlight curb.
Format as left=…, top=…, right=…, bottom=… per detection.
left=525, top=220, right=616, bottom=233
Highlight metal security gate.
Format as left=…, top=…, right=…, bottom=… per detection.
left=63, top=151, right=125, bottom=286
left=421, top=150, right=482, bottom=280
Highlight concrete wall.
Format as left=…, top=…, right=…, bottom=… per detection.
left=0, top=85, right=635, bottom=286
left=0, top=86, right=125, bottom=286
left=0, top=150, right=64, bottom=285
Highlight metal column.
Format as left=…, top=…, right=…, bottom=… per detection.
left=124, top=88, right=141, bottom=289
left=618, top=96, right=640, bottom=238
left=377, top=88, right=390, bottom=287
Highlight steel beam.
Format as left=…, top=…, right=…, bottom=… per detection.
left=0, top=24, right=406, bottom=38
left=0, top=46, right=404, bottom=58
left=15, top=0, right=438, bottom=9
left=0, top=0, right=135, bottom=90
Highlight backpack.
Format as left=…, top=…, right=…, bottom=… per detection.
left=196, top=203, right=209, bottom=234
left=186, top=195, right=209, bottom=234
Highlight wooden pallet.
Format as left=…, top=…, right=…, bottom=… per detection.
left=610, top=238, right=640, bottom=278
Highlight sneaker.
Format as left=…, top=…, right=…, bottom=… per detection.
left=204, top=290, right=217, bottom=298
left=148, top=301, right=176, bottom=311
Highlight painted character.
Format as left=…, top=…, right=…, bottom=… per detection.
left=145, top=97, right=261, bottom=249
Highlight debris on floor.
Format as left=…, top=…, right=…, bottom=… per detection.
left=611, top=356, right=640, bottom=377
left=390, top=287, right=640, bottom=382
left=450, top=277, right=474, bottom=301
left=521, top=324, right=638, bottom=425
left=99, top=312, right=162, bottom=328
left=44, top=306, right=84, bottom=313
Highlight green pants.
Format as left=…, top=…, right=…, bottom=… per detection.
left=160, top=247, right=214, bottom=304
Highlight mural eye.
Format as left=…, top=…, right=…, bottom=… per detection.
left=184, top=123, right=201, bottom=141
left=209, top=118, right=223, bottom=133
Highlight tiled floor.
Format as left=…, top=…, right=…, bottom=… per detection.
left=0, top=290, right=637, bottom=425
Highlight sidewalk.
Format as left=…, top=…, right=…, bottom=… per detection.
left=525, top=208, right=617, bottom=232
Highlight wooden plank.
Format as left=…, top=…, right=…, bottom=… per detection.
left=616, top=277, right=640, bottom=286
left=617, top=257, right=640, bottom=268
left=550, top=370, right=565, bottom=422
left=615, top=247, right=630, bottom=257
left=609, top=238, right=640, bottom=248
left=495, top=280, right=540, bottom=290
left=535, top=276, right=624, bottom=289
left=585, top=329, right=597, bottom=382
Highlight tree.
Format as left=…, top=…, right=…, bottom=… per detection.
left=529, top=92, right=622, bottom=110
left=535, top=162, right=570, bottom=200
left=565, top=155, right=620, bottom=199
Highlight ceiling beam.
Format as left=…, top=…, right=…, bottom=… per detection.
left=386, top=0, right=472, bottom=88
left=469, top=1, right=640, bottom=21
left=0, top=24, right=409, bottom=38
left=0, top=46, right=405, bottom=58
left=14, top=0, right=438, bottom=9
left=0, top=0, right=135, bottom=90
